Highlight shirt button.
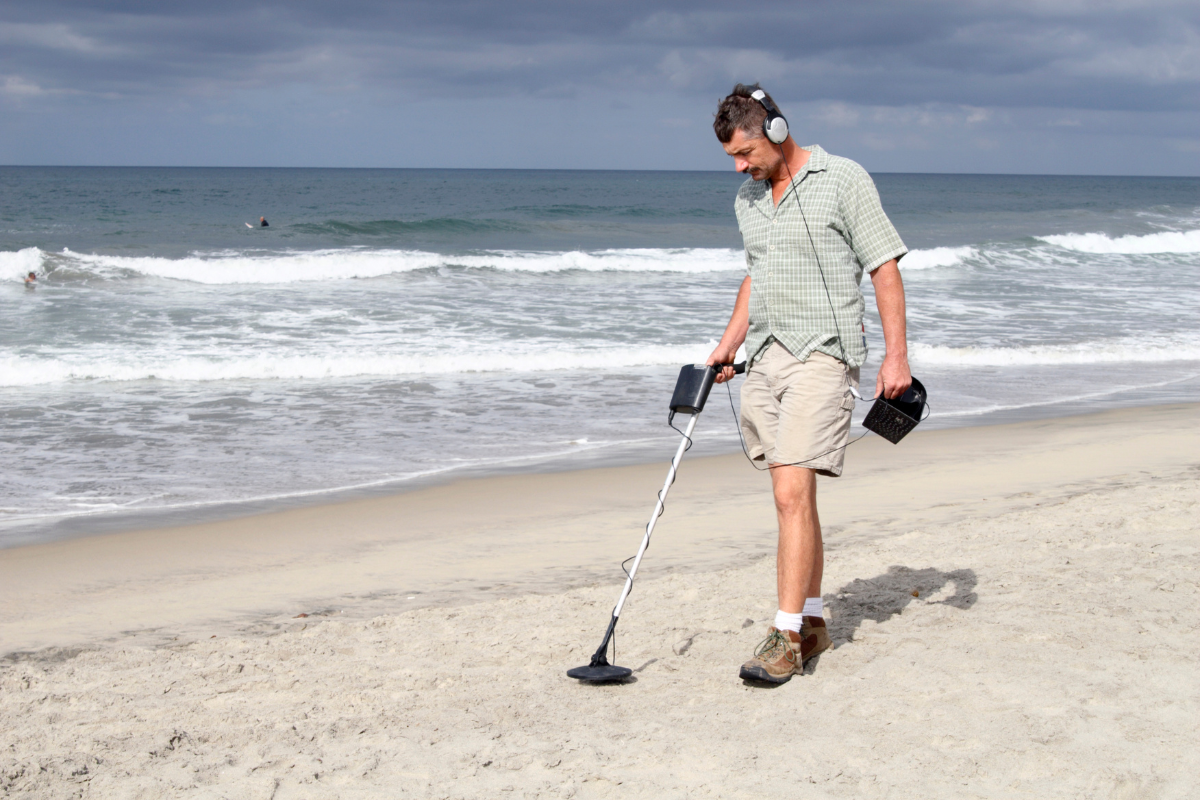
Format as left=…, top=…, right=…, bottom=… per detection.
left=769, top=245, right=775, bottom=251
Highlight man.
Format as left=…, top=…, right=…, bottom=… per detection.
left=706, top=84, right=912, bottom=684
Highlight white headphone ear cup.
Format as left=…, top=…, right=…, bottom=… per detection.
left=765, top=116, right=788, bottom=145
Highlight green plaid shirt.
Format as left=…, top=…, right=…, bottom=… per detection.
left=735, top=144, right=907, bottom=368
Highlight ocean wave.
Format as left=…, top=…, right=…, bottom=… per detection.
left=900, top=246, right=976, bottom=270
left=910, top=338, right=1200, bottom=367
left=0, top=247, right=43, bottom=278
left=502, top=204, right=725, bottom=219
left=290, top=218, right=526, bottom=236
left=0, top=342, right=727, bottom=387
left=1036, top=229, right=1200, bottom=254
left=8, top=247, right=744, bottom=284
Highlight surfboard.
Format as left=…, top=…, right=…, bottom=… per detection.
left=245, top=222, right=254, bottom=228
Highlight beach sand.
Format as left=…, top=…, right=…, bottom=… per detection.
left=2, top=404, right=1198, bottom=798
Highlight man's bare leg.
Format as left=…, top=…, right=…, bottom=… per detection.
left=770, top=465, right=822, bottom=614
left=738, top=464, right=828, bottom=683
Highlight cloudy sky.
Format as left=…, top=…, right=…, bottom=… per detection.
left=2, top=0, right=1199, bottom=174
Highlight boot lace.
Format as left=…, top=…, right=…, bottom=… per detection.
left=753, top=629, right=794, bottom=664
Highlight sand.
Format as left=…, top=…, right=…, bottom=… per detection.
left=2, top=404, right=1198, bottom=798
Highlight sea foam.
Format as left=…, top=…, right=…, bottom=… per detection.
left=910, top=337, right=1200, bottom=367
left=1037, top=229, right=1200, bottom=254
left=1, top=247, right=43, bottom=279
left=18, top=247, right=745, bottom=284
left=0, top=342, right=727, bottom=387
left=900, top=246, right=976, bottom=270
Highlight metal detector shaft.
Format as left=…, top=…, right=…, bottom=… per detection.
left=571, top=361, right=743, bottom=679
left=584, top=411, right=699, bottom=665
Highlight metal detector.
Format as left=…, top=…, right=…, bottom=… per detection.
left=567, top=361, right=744, bottom=682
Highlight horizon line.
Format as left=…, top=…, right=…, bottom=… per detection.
left=2, top=164, right=1199, bottom=179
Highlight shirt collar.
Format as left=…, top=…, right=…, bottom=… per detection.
left=795, top=144, right=829, bottom=178
left=773, top=145, right=829, bottom=208
left=744, top=144, right=830, bottom=215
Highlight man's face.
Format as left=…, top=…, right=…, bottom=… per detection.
left=722, top=128, right=781, bottom=182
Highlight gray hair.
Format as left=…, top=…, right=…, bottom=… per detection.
left=713, top=83, right=773, bottom=143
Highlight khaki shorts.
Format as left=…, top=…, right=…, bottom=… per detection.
left=740, top=341, right=859, bottom=477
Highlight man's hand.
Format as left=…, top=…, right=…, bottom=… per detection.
left=874, top=352, right=912, bottom=400
left=706, top=343, right=740, bottom=384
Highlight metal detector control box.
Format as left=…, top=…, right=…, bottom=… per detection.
left=669, top=364, right=717, bottom=414
left=668, top=362, right=746, bottom=415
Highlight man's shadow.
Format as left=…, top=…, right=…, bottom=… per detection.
left=741, top=565, right=977, bottom=686
left=824, top=565, right=978, bottom=648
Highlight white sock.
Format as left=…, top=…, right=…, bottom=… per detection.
left=802, top=597, right=823, bottom=618
left=774, top=609, right=804, bottom=633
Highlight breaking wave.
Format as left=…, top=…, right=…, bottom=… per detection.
left=900, top=246, right=976, bottom=270
left=4, top=247, right=744, bottom=284
left=1037, top=229, right=1200, bottom=254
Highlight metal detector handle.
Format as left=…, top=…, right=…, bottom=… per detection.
left=714, top=361, right=746, bottom=375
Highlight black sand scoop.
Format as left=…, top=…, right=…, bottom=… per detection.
left=568, top=362, right=744, bottom=682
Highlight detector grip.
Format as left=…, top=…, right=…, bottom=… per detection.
left=716, top=361, right=747, bottom=375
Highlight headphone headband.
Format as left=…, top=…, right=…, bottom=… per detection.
left=750, top=89, right=789, bottom=145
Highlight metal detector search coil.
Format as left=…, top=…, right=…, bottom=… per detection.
left=861, top=376, right=927, bottom=444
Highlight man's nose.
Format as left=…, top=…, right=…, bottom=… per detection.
left=735, top=157, right=749, bottom=172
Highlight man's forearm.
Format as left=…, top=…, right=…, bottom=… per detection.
left=708, top=276, right=751, bottom=382
left=719, top=276, right=751, bottom=353
left=870, top=260, right=907, bottom=360
left=870, top=259, right=911, bottom=399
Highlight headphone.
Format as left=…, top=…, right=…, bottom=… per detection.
left=750, top=89, right=789, bottom=145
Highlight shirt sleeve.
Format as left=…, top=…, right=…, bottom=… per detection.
left=839, top=163, right=907, bottom=273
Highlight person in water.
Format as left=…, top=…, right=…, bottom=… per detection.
left=260, top=217, right=269, bottom=227
left=24, top=272, right=37, bottom=285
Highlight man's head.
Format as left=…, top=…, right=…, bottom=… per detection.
left=714, top=85, right=774, bottom=180
left=714, top=84, right=792, bottom=182
left=713, top=83, right=779, bottom=145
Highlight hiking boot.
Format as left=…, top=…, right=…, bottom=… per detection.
left=800, top=616, right=832, bottom=665
left=739, top=627, right=801, bottom=684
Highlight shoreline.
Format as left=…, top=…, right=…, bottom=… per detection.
left=7, top=380, right=1199, bottom=551
left=3, top=401, right=1197, bottom=659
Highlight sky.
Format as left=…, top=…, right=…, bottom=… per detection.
left=2, top=1, right=1199, bottom=174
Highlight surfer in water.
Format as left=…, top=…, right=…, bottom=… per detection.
left=260, top=216, right=269, bottom=227
left=24, top=271, right=37, bottom=286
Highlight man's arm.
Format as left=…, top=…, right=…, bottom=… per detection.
left=869, top=259, right=911, bottom=400
left=707, top=275, right=750, bottom=384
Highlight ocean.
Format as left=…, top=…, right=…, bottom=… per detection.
left=3, top=166, right=1199, bottom=546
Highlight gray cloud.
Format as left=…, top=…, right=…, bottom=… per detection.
left=2, top=1, right=1198, bottom=109
left=1, top=1, right=1198, bottom=172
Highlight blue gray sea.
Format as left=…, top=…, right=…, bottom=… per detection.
left=3, top=167, right=1199, bottom=545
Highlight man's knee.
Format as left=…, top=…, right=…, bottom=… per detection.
left=771, top=466, right=817, bottom=517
